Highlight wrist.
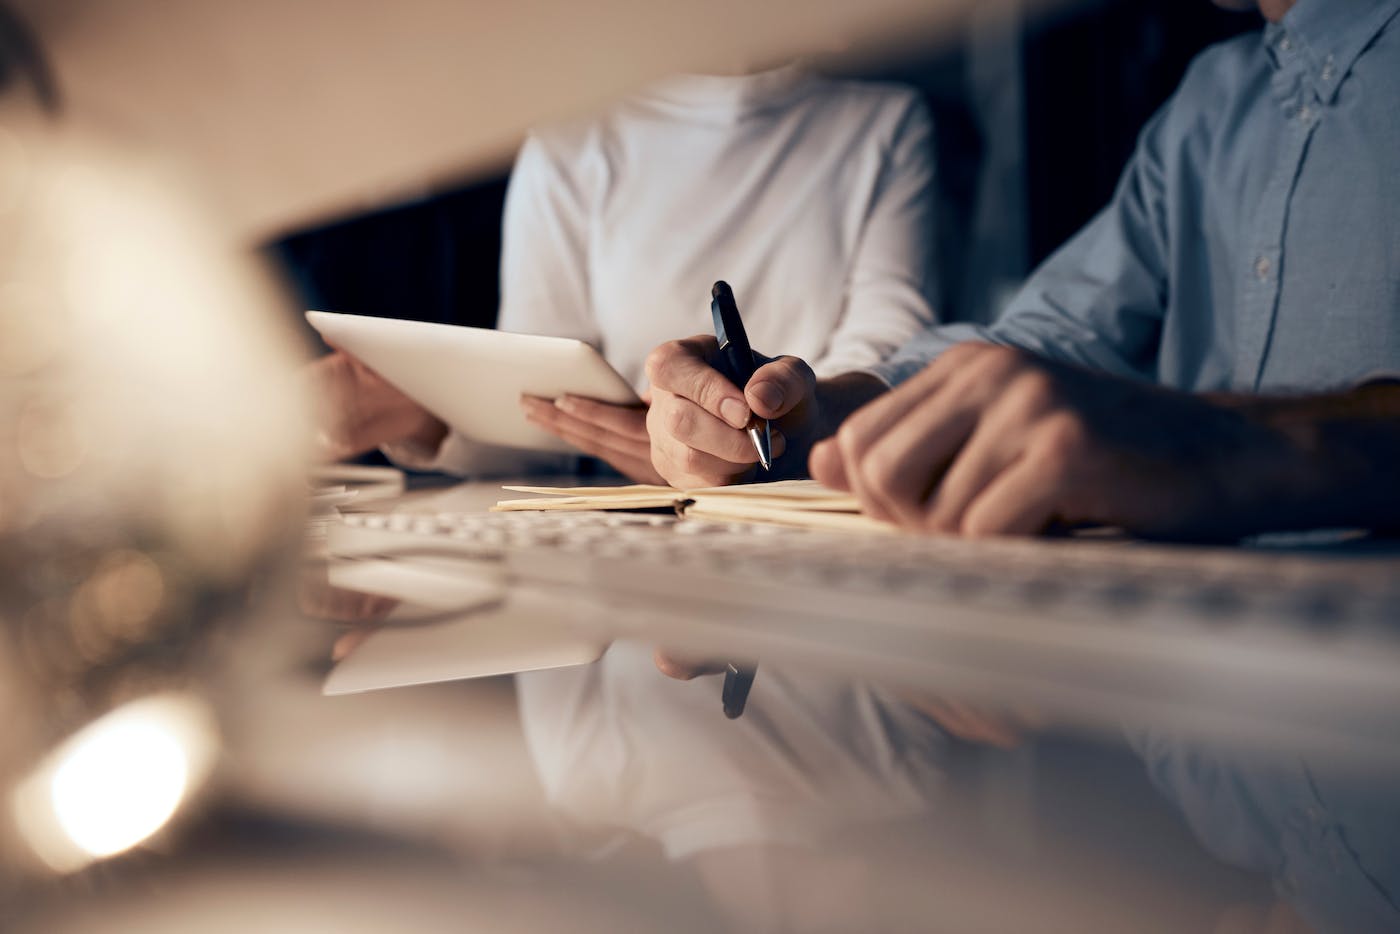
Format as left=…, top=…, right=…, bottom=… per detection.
left=770, top=372, right=885, bottom=482
left=814, top=372, right=888, bottom=438
left=1227, top=386, right=1400, bottom=533
left=406, top=414, right=449, bottom=454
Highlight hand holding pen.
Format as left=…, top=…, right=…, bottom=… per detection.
left=645, top=285, right=883, bottom=715
left=704, top=280, right=767, bottom=719
left=644, top=296, right=823, bottom=491
left=709, top=280, right=773, bottom=471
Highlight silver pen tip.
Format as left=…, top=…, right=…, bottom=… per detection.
left=748, top=422, right=773, bottom=471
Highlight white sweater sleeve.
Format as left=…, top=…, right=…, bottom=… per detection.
left=809, top=97, right=939, bottom=379
left=497, top=130, right=600, bottom=343
left=382, top=131, right=596, bottom=477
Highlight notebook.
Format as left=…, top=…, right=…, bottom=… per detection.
left=493, top=479, right=897, bottom=534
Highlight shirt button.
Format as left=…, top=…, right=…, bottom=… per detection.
left=1279, top=35, right=1293, bottom=52
left=1297, top=105, right=1313, bottom=123
left=1254, top=255, right=1273, bottom=280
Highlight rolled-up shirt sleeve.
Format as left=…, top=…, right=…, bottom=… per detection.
left=868, top=101, right=1176, bottom=388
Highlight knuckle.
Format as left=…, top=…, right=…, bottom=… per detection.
left=967, top=343, right=1021, bottom=379
left=663, top=402, right=695, bottom=440
left=644, top=342, right=679, bottom=384
left=1036, top=412, right=1089, bottom=469
left=694, top=384, right=722, bottom=417
left=1006, top=368, right=1057, bottom=407
left=675, top=445, right=705, bottom=474
left=860, top=446, right=905, bottom=496
left=773, top=355, right=813, bottom=385
left=834, top=419, right=866, bottom=457
left=941, top=342, right=983, bottom=366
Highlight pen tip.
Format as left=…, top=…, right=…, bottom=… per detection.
left=748, top=423, right=772, bottom=471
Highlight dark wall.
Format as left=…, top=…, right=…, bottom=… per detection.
left=272, top=177, right=509, bottom=350
left=1021, top=0, right=1260, bottom=265
left=267, top=1, right=1264, bottom=336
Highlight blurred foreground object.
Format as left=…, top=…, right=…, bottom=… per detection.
left=14, top=0, right=1057, bottom=242
left=0, top=102, right=310, bottom=874
left=12, top=693, right=217, bottom=873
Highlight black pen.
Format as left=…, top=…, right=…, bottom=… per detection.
left=710, top=281, right=773, bottom=471
left=709, top=280, right=763, bottom=718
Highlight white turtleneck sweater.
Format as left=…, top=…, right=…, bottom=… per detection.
left=392, top=65, right=938, bottom=475
left=490, top=68, right=950, bottom=861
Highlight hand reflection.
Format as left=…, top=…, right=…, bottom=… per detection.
left=297, top=569, right=399, bottom=661
left=897, top=693, right=1044, bottom=749
left=652, top=648, right=727, bottom=681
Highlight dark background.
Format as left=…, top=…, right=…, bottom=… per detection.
left=269, top=0, right=1261, bottom=339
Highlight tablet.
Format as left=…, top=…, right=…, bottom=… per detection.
left=306, top=311, right=640, bottom=453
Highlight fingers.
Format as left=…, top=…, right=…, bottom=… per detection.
left=809, top=437, right=849, bottom=490
left=819, top=364, right=956, bottom=522
left=298, top=571, right=400, bottom=622
left=646, top=337, right=752, bottom=430
left=650, top=392, right=763, bottom=465
left=745, top=355, right=816, bottom=420
left=959, top=450, right=1065, bottom=538
left=520, top=395, right=664, bottom=485
left=521, top=396, right=651, bottom=458
left=308, top=351, right=442, bottom=460
left=332, top=626, right=380, bottom=662
left=556, top=395, right=650, bottom=438
left=845, top=387, right=981, bottom=527
left=643, top=338, right=810, bottom=487
left=647, top=389, right=767, bottom=488
left=810, top=344, right=1070, bottom=532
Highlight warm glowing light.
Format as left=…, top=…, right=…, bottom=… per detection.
left=12, top=694, right=217, bottom=873
left=50, top=715, right=188, bottom=858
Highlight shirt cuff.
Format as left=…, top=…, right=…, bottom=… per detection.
left=1356, top=370, right=1400, bottom=387
left=860, top=322, right=1018, bottom=387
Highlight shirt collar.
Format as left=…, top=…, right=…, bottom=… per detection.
left=1266, top=0, right=1400, bottom=104
left=635, top=64, right=814, bottom=123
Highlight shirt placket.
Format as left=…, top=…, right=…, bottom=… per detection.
left=1234, top=29, right=1323, bottom=390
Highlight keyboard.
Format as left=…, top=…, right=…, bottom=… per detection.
left=327, top=508, right=1400, bottom=758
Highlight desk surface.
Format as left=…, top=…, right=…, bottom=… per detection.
left=319, top=474, right=1400, bottom=764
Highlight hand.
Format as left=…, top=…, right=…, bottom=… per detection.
left=810, top=343, right=1307, bottom=540
left=643, top=336, right=819, bottom=488
left=297, top=568, right=399, bottom=661
left=309, top=350, right=447, bottom=462
left=652, top=648, right=726, bottom=681
left=651, top=650, right=1038, bottom=747
left=520, top=393, right=665, bottom=485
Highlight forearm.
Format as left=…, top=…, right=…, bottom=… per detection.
left=1230, top=383, right=1400, bottom=534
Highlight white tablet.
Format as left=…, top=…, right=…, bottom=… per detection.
left=306, top=310, right=640, bottom=453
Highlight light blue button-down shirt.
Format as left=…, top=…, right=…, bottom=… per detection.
left=873, top=0, right=1400, bottom=396
left=869, top=1, right=1400, bottom=929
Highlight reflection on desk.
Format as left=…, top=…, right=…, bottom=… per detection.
left=318, top=479, right=1400, bottom=763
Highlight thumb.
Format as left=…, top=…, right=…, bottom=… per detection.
left=745, top=355, right=816, bottom=420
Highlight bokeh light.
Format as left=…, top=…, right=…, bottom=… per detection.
left=12, top=693, right=217, bottom=873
